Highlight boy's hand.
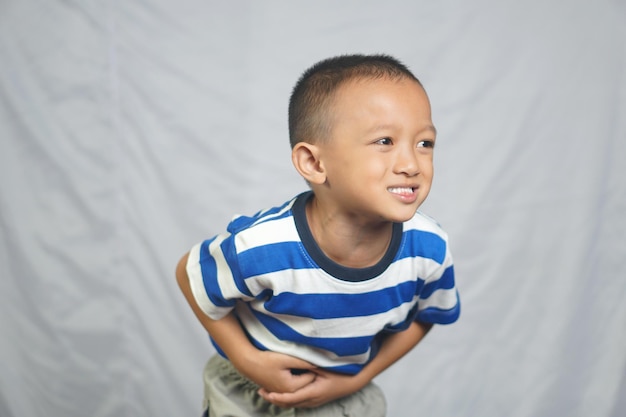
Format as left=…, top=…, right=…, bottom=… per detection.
left=256, top=321, right=433, bottom=408
left=177, top=255, right=317, bottom=394
left=257, top=369, right=365, bottom=409
left=232, top=349, right=318, bottom=394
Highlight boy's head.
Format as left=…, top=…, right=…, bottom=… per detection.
left=288, top=54, right=422, bottom=148
left=289, top=54, right=436, bottom=223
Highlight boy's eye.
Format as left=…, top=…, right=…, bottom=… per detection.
left=375, top=137, right=393, bottom=145
left=417, top=140, right=435, bottom=148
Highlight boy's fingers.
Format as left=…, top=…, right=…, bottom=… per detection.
left=273, top=354, right=318, bottom=372
left=291, top=362, right=317, bottom=370
left=285, top=370, right=316, bottom=392
left=259, top=388, right=309, bottom=408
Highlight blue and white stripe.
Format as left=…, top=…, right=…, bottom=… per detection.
left=186, top=193, right=460, bottom=374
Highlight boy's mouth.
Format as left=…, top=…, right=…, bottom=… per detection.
left=387, top=187, right=415, bottom=195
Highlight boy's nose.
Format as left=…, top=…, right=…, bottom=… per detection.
left=394, top=149, right=420, bottom=176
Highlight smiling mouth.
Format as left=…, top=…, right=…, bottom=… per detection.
left=387, top=187, right=415, bottom=195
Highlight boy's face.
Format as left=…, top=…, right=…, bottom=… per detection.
left=317, top=77, right=436, bottom=223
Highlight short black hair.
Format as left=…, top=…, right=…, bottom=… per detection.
left=288, top=54, right=421, bottom=148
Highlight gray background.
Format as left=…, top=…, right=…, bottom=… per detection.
left=1, top=1, right=625, bottom=416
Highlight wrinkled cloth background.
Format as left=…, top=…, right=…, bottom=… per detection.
left=1, top=1, right=625, bottom=416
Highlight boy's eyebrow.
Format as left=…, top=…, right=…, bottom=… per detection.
left=367, top=124, right=438, bottom=136
left=424, top=125, right=438, bottom=136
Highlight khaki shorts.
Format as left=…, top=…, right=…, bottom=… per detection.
left=202, top=355, right=387, bottom=417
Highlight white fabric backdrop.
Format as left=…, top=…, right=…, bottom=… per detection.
left=1, top=1, right=625, bottom=416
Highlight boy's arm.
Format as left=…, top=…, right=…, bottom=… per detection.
left=176, top=252, right=317, bottom=393
left=259, top=320, right=432, bottom=409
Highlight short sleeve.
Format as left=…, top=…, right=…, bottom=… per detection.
left=414, top=234, right=460, bottom=324
left=416, top=263, right=460, bottom=324
left=185, top=233, right=252, bottom=320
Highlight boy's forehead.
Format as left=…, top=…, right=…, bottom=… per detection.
left=328, top=76, right=434, bottom=133
left=333, top=76, right=428, bottom=108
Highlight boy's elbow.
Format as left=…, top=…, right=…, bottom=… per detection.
left=175, top=252, right=190, bottom=290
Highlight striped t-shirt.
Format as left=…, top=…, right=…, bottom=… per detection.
left=186, top=191, right=460, bottom=375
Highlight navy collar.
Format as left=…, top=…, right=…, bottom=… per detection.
left=292, top=191, right=403, bottom=282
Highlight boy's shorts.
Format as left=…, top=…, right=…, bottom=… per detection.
left=202, top=354, right=387, bottom=417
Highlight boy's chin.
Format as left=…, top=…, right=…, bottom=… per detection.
left=382, top=210, right=418, bottom=223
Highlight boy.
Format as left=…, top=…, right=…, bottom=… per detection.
left=176, top=54, right=460, bottom=416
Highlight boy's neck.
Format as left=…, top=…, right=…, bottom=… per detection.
left=305, top=195, right=394, bottom=268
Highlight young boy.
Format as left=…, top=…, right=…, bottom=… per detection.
left=176, top=54, right=460, bottom=416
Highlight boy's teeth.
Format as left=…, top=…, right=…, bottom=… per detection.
left=388, top=187, right=413, bottom=194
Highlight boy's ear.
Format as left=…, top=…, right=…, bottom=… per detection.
left=291, top=142, right=326, bottom=185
